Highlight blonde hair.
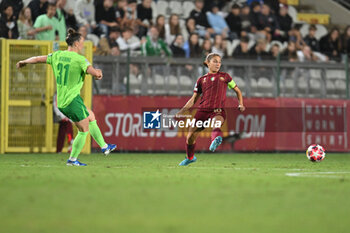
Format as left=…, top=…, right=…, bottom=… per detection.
left=203, top=53, right=221, bottom=67
left=18, top=7, right=32, bottom=25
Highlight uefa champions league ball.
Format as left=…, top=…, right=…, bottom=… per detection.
left=306, top=144, right=326, bottom=162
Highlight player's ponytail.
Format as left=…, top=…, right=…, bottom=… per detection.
left=66, top=28, right=81, bottom=46
left=203, top=53, right=221, bottom=67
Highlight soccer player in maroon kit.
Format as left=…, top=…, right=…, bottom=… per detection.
left=177, top=53, right=245, bottom=166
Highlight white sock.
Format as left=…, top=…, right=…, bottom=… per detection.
left=102, top=144, right=108, bottom=149
left=69, top=157, right=77, bottom=161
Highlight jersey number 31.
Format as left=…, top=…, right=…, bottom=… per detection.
left=57, top=63, right=70, bottom=86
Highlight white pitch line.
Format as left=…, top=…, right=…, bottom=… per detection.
left=286, top=171, right=350, bottom=179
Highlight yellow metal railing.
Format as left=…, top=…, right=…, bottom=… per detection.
left=0, top=39, right=92, bottom=154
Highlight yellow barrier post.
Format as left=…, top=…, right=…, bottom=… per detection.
left=0, top=39, right=6, bottom=154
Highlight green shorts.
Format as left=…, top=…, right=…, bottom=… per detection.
left=58, top=95, right=89, bottom=122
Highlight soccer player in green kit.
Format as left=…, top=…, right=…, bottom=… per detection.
left=16, top=28, right=116, bottom=166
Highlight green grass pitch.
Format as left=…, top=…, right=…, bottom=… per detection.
left=0, top=153, right=349, bottom=233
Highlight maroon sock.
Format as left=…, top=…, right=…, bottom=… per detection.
left=56, top=121, right=68, bottom=153
left=186, top=143, right=196, bottom=160
left=211, top=128, right=223, bottom=142
left=66, top=122, right=73, bottom=143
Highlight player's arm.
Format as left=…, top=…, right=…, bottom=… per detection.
left=86, top=66, right=103, bottom=80
left=228, top=79, right=245, bottom=112
left=176, top=92, right=200, bottom=117
left=16, top=55, right=48, bottom=68
left=232, top=85, right=245, bottom=112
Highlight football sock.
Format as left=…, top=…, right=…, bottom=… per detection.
left=69, top=131, right=88, bottom=159
left=186, top=143, right=196, bottom=160
left=211, top=128, right=223, bottom=142
left=89, top=120, right=107, bottom=148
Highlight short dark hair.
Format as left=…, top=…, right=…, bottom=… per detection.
left=66, top=28, right=81, bottom=46
left=309, top=25, right=317, bottom=31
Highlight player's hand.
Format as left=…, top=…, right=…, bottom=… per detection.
left=95, top=69, right=103, bottom=80
left=238, top=105, right=245, bottom=112
left=16, top=61, right=26, bottom=69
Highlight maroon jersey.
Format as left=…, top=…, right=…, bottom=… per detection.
left=194, top=71, right=233, bottom=109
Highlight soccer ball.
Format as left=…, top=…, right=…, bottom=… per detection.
left=306, top=144, right=326, bottom=162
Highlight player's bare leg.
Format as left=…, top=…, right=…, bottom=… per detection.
left=209, top=115, right=225, bottom=152
left=86, top=108, right=116, bottom=155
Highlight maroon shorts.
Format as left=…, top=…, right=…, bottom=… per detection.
left=193, top=108, right=226, bottom=129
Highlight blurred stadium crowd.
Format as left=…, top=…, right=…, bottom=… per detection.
left=0, top=0, right=349, bottom=62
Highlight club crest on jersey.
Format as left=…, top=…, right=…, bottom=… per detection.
left=211, top=77, right=215, bottom=81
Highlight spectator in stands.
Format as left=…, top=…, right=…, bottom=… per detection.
left=256, top=4, right=279, bottom=42
left=207, top=4, right=230, bottom=39
left=288, top=25, right=305, bottom=50
left=183, top=33, right=202, bottom=58
left=75, top=0, right=97, bottom=34
left=269, top=43, right=280, bottom=59
left=17, top=7, right=36, bottom=39
left=320, top=27, right=342, bottom=61
left=233, top=36, right=251, bottom=59
left=201, top=38, right=212, bottom=56
left=342, top=26, right=350, bottom=56
left=141, top=26, right=172, bottom=57
left=170, top=34, right=186, bottom=57
left=56, top=0, right=68, bottom=41
left=264, top=0, right=280, bottom=14
left=0, top=5, right=19, bottom=39
left=297, top=45, right=328, bottom=62
left=33, top=3, right=58, bottom=41
left=249, top=38, right=271, bottom=60
left=225, top=4, right=242, bottom=40
left=95, top=0, right=118, bottom=36
left=117, top=27, right=141, bottom=55
left=122, top=0, right=139, bottom=32
left=28, top=0, right=48, bottom=22
left=212, top=34, right=228, bottom=57
left=155, top=15, right=166, bottom=40
left=136, top=0, right=153, bottom=38
left=240, top=4, right=253, bottom=38
left=0, top=0, right=23, bottom=20
left=303, top=25, right=320, bottom=52
left=203, top=0, right=228, bottom=13
left=78, top=25, right=100, bottom=46
left=189, top=0, right=214, bottom=38
left=165, top=14, right=181, bottom=45
left=95, top=26, right=121, bottom=55
left=184, top=17, right=206, bottom=40
left=281, top=41, right=298, bottom=62
left=249, top=1, right=261, bottom=35
left=115, top=0, right=127, bottom=27
left=276, top=4, right=292, bottom=42
left=58, top=0, right=78, bottom=30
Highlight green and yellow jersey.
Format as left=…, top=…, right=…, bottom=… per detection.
left=47, top=51, right=91, bottom=108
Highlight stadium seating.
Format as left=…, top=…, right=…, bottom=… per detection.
left=155, top=1, right=169, bottom=17
left=226, top=39, right=240, bottom=57
left=309, top=78, right=323, bottom=97
left=334, top=79, right=347, bottom=96
left=257, top=77, right=274, bottom=97
left=169, top=1, right=183, bottom=16
left=288, top=5, right=299, bottom=22
left=183, top=1, right=195, bottom=18
left=300, top=24, right=328, bottom=40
